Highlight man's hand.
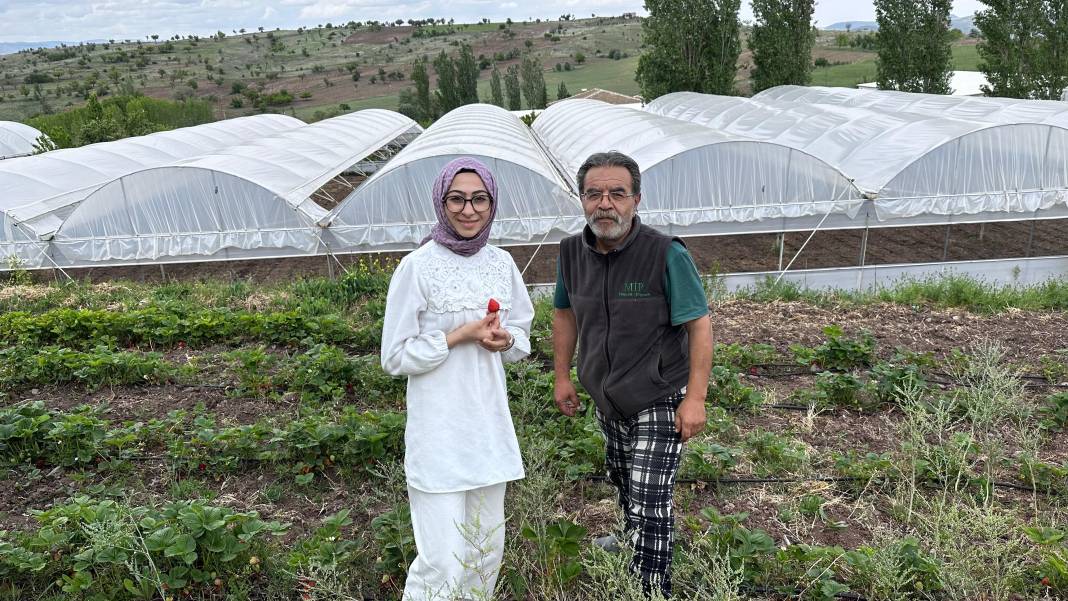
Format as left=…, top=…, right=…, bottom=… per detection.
left=554, top=378, right=580, bottom=417
left=674, top=393, right=706, bottom=442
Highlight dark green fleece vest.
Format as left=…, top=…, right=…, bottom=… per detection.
left=559, top=216, right=690, bottom=419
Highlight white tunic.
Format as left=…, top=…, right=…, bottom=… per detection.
left=380, top=241, right=533, bottom=493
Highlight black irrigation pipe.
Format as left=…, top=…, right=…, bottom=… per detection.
left=744, top=363, right=1068, bottom=389
left=584, top=474, right=1065, bottom=496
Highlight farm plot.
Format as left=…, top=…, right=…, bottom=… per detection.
left=0, top=265, right=1066, bottom=601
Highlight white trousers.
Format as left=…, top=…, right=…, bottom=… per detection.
left=403, top=482, right=508, bottom=601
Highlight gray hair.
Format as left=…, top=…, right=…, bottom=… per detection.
left=576, top=151, right=641, bottom=194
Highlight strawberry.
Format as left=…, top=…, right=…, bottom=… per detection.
left=487, top=298, right=500, bottom=313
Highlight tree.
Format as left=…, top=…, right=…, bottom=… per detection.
left=489, top=66, right=505, bottom=107
left=557, top=81, right=570, bottom=100
left=504, top=64, right=522, bottom=110
left=748, top=0, right=816, bottom=92
left=405, top=57, right=433, bottom=121
left=636, top=0, right=742, bottom=98
left=874, top=0, right=952, bottom=93
left=975, top=0, right=1068, bottom=99
left=455, top=43, right=479, bottom=105
left=520, top=56, right=547, bottom=109
left=432, top=50, right=460, bottom=114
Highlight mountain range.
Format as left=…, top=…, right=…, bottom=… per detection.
left=825, top=14, right=976, bottom=33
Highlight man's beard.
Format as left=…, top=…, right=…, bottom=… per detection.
left=586, top=209, right=632, bottom=241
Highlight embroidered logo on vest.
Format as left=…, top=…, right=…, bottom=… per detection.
left=618, top=281, right=651, bottom=298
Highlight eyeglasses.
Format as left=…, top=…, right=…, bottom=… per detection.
left=581, top=188, right=637, bottom=204
left=443, top=192, right=493, bottom=213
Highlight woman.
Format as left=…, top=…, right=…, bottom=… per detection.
left=380, top=157, right=534, bottom=601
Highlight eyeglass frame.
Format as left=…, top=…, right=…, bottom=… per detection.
left=441, top=191, right=494, bottom=213
left=580, top=187, right=639, bottom=204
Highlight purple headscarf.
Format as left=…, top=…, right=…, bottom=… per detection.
left=421, top=157, right=498, bottom=257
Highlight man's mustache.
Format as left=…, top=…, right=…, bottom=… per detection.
left=590, top=210, right=622, bottom=224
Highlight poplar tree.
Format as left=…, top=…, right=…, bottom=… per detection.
left=975, top=0, right=1068, bottom=99
left=504, top=64, right=522, bottom=110
left=636, top=0, right=742, bottom=98
left=874, top=0, right=952, bottom=93
left=432, top=50, right=460, bottom=114
left=490, top=66, right=505, bottom=107
left=455, top=43, right=480, bottom=105
left=749, top=0, right=817, bottom=92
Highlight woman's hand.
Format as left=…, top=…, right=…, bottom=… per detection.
left=446, top=313, right=500, bottom=349
left=478, top=327, right=513, bottom=352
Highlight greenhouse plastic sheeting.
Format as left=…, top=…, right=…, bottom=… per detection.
left=534, top=99, right=865, bottom=230
left=754, top=85, right=1068, bottom=129
left=51, top=110, right=422, bottom=264
left=0, top=121, right=44, bottom=160
left=0, top=114, right=304, bottom=267
left=647, top=92, right=1068, bottom=220
left=323, top=103, right=581, bottom=250
left=1, top=114, right=304, bottom=232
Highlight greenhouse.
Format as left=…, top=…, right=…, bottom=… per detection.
left=0, top=121, right=45, bottom=160
left=49, top=110, right=421, bottom=265
left=646, top=91, right=1068, bottom=222
left=323, top=103, right=581, bottom=250
left=754, top=85, right=1068, bottom=129
left=0, top=91, right=1063, bottom=280
left=533, top=99, right=867, bottom=236
left=0, top=114, right=305, bottom=268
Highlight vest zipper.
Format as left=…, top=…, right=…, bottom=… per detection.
left=600, top=253, right=624, bottom=417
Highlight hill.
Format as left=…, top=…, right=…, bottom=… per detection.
left=0, top=16, right=642, bottom=123
left=0, top=15, right=985, bottom=125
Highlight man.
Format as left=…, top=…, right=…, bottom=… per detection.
left=553, top=151, right=713, bottom=597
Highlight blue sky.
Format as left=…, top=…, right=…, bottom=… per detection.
left=0, top=0, right=987, bottom=43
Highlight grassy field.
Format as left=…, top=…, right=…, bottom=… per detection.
left=808, top=44, right=983, bottom=88
left=0, top=268, right=1065, bottom=600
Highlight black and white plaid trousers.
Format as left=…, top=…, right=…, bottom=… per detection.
left=596, top=389, right=685, bottom=598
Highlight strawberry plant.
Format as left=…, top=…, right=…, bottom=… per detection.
left=707, top=365, right=764, bottom=411
left=1023, top=526, right=1068, bottom=595
left=1037, top=391, right=1068, bottom=431
left=8, top=496, right=287, bottom=598
left=0, top=345, right=177, bottom=391
left=744, top=430, right=808, bottom=476
left=801, top=370, right=873, bottom=409
left=682, top=440, right=738, bottom=480
left=521, top=519, right=587, bottom=588
left=278, top=343, right=356, bottom=404
left=695, top=507, right=776, bottom=582
left=713, top=342, right=778, bottom=369
left=792, top=325, right=876, bottom=371
left=289, top=510, right=358, bottom=571
left=371, top=504, right=416, bottom=591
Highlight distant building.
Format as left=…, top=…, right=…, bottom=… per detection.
left=549, top=87, right=644, bottom=106
left=857, top=71, right=991, bottom=96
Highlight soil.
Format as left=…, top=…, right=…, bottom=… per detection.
left=712, top=299, right=1068, bottom=365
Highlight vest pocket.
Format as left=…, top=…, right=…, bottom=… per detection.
left=647, top=341, right=670, bottom=388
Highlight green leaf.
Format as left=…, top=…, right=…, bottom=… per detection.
left=164, top=533, right=196, bottom=558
